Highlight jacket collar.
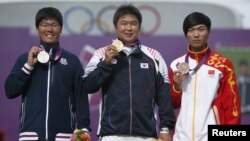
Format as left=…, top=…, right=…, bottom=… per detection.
left=40, top=41, right=61, bottom=61
left=187, top=46, right=210, bottom=62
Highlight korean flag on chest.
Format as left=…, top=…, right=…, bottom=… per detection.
left=140, top=63, right=149, bottom=69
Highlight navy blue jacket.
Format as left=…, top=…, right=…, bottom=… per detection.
left=5, top=45, right=90, bottom=141
left=83, top=43, right=176, bottom=138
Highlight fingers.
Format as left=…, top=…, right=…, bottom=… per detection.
left=106, top=45, right=119, bottom=56
left=104, top=45, right=119, bottom=64
left=29, top=46, right=42, bottom=56
left=173, top=70, right=186, bottom=84
left=107, top=45, right=118, bottom=53
left=27, top=46, right=42, bottom=66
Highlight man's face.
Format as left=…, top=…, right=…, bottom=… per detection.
left=186, top=24, right=209, bottom=52
left=115, top=14, right=140, bottom=45
left=37, top=18, right=62, bottom=45
left=239, top=64, right=249, bottom=76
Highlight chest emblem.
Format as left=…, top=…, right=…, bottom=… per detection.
left=60, top=58, right=68, bottom=65
left=140, top=63, right=149, bottom=69
left=208, top=70, right=215, bottom=77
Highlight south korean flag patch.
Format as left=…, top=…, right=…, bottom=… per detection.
left=140, top=63, right=149, bottom=69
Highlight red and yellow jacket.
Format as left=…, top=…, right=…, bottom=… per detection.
left=169, top=47, right=240, bottom=141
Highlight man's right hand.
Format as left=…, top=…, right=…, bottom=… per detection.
left=27, top=46, right=42, bottom=66
left=104, top=45, right=119, bottom=64
left=173, top=70, right=187, bottom=91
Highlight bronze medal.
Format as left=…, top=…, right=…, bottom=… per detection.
left=178, top=62, right=189, bottom=74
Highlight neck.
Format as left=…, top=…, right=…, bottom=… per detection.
left=40, top=41, right=59, bottom=49
left=118, top=38, right=139, bottom=47
left=190, top=45, right=207, bottom=52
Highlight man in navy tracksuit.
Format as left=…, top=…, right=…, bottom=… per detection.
left=83, top=4, right=176, bottom=141
left=4, top=7, right=90, bottom=141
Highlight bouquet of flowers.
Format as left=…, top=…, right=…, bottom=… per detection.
left=70, top=129, right=91, bottom=141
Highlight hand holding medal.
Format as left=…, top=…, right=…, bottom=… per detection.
left=177, top=62, right=189, bottom=75
left=112, top=39, right=123, bottom=52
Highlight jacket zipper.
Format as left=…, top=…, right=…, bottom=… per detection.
left=128, top=56, right=133, bottom=134
left=192, top=54, right=198, bottom=141
left=20, top=98, right=26, bottom=130
left=45, top=49, right=52, bottom=140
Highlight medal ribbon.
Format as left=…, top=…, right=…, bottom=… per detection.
left=185, top=50, right=210, bottom=74
left=40, top=45, right=62, bottom=61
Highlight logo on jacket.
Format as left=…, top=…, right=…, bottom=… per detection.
left=140, top=63, right=149, bottom=69
left=208, top=69, right=215, bottom=77
left=60, top=58, right=68, bottom=65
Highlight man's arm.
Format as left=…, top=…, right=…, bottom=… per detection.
left=5, top=54, right=32, bottom=99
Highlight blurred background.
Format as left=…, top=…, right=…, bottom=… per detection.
left=0, top=0, right=250, bottom=141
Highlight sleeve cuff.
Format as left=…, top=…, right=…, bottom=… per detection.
left=22, top=63, right=34, bottom=75
left=160, top=127, right=170, bottom=133
left=173, top=85, right=182, bottom=93
left=81, top=128, right=90, bottom=133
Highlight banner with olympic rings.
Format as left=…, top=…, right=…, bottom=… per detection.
left=64, top=4, right=161, bottom=36
left=0, top=1, right=243, bottom=36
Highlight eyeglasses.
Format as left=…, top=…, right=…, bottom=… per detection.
left=39, top=22, right=60, bottom=29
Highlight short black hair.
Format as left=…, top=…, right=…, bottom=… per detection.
left=113, top=4, right=142, bottom=28
left=35, top=7, right=63, bottom=28
left=183, top=12, right=211, bottom=36
left=239, top=60, right=248, bottom=66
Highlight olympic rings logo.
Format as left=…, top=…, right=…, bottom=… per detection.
left=64, top=5, right=161, bottom=36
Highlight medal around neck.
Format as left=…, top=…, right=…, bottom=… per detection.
left=112, top=39, right=124, bottom=52
left=178, top=62, right=189, bottom=75
left=37, top=50, right=50, bottom=64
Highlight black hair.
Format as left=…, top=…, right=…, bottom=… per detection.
left=35, top=7, right=63, bottom=28
left=183, top=12, right=211, bottom=36
left=239, top=60, right=248, bottom=66
left=113, top=4, right=142, bottom=28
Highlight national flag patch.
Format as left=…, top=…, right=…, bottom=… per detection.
left=208, top=70, right=215, bottom=75
left=140, top=63, right=149, bottom=69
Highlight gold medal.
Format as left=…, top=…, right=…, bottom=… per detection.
left=112, top=39, right=123, bottom=52
left=178, top=62, right=189, bottom=74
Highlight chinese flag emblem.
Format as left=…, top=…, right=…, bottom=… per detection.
left=208, top=70, right=215, bottom=75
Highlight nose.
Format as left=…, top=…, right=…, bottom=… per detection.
left=125, top=24, right=132, bottom=30
left=193, top=30, right=200, bottom=37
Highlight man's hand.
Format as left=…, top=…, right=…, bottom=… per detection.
left=159, top=132, right=172, bottom=141
left=104, top=45, right=119, bottom=64
left=173, top=70, right=187, bottom=91
left=27, top=46, right=42, bottom=66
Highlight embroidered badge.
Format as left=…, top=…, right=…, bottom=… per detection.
left=140, top=63, right=149, bottom=69
left=60, top=58, right=68, bottom=65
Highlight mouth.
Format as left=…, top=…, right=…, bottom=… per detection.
left=193, top=39, right=200, bottom=42
left=193, top=40, right=201, bottom=44
left=124, top=33, right=133, bottom=37
left=45, top=33, right=54, bottom=38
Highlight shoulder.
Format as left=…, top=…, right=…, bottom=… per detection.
left=170, top=54, right=186, bottom=69
left=94, top=46, right=107, bottom=58
left=208, top=51, right=234, bottom=66
left=61, top=49, right=78, bottom=59
left=140, top=45, right=161, bottom=60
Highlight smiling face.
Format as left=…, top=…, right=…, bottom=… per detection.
left=37, top=18, right=62, bottom=46
left=115, top=14, right=140, bottom=45
left=186, top=24, right=210, bottom=52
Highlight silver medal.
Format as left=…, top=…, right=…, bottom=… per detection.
left=37, top=50, right=50, bottom=64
